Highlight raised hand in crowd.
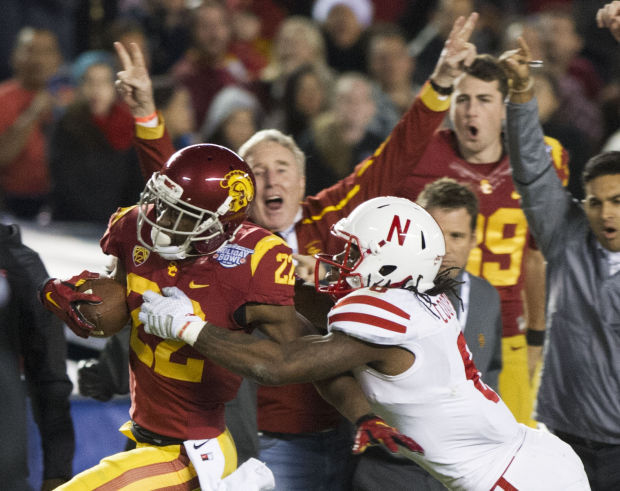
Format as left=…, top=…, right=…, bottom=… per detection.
left=114, top=41, right=155, bottom=118
left=499, top=36, right=535, bottom=104
left=429, top=12, right=479, bottom=90
left=597, top=1, right=620, bottom=41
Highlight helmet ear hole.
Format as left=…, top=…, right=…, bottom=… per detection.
left=378, top=265, right=397, bottom=276
left=420, top=231, right=426, bottom=249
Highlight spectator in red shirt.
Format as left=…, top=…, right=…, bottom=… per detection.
left=0, top=27, right=65, bottom=219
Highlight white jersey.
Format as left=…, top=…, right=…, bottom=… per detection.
left=328, top=286, right=524, bottom=490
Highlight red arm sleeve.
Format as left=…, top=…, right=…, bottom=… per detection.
left=297, top=82, right=450, bottom=253
left=133, top=115, right=176, bottom=180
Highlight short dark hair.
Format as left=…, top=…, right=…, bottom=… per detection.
left=464, top=54, right=509, bottom=99
left=416, top=177, right=479, bottom=232
left=583, top=151, right=620, bottom=186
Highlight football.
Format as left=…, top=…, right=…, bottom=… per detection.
left=76, top=277, right=130, bottom=338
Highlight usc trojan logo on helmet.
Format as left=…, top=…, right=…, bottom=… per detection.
left=221, top=170, right=254, bottom=212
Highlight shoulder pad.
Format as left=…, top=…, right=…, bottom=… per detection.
left=328, top=288, right=413, bottom=345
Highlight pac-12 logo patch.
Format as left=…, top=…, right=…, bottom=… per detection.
left=213, top=244, right=254, bottom=268
left=132, top=245, right=150, bottom=266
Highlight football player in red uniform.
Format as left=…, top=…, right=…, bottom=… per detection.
left=109, top=15, right=480, bottom=490
left=394, top=53, right=569, bottom=427
left=39, top=143, right=339, bottom=489
left=116, top=14, right=556, bottom=427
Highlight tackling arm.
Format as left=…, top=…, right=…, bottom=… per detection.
left=194, top=324, right=381, bottom=386
left=139, top=287, right=388, bottom=384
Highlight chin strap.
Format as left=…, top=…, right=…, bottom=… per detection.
left=154, top=245, right=188, bottom=260
left=151, top=229, right=189, bottom=260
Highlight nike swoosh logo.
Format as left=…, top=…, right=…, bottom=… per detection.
left=45, top=292, right=61, bottom=309
left=193, top=440, right=209, bottom=449
left=510, top=346, right=524, bottom=351
left=189, top=281, right=210, bottom=289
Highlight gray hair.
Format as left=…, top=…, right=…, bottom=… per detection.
left=238, top=129, right=306, bottom=177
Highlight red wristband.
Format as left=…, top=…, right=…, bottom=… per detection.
left=134, top=111, right=157, bottom=123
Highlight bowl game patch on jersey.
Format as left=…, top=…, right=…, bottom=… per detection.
left=213, top=244, right=254, bottom=268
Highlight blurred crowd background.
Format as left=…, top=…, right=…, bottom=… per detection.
left=4, top=0, right=620, bottom=380
left=3, top=1, right=620, bottom=487
left=1, top=0, right=620, bottom=229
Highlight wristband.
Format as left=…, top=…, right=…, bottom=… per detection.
left=526, top=329, right=545, bottom=346
left=134, top=111, right=158, bottom=123
left=177, top=320, right=205, bottom=346
left=510, top=78, right=534, bottom=94
left=429, top=79, right=454, bottom=96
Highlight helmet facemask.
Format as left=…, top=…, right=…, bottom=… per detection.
left=137, top=173, right=239, bottom=260
left=315, top=197, right=446, bottom=299
left=315, top=230, right=364, bottom=299
left=316, top=227, right=413, bottom=299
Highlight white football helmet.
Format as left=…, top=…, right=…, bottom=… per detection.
left=317, top=196, right=445, bottom=297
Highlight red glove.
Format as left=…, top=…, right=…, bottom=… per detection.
left=352, top=414, right=424, bottom=455
left=39, top=270, right=102, bottom=338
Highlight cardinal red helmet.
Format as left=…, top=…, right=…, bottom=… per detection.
left=137, top=143, right=256, bottom=259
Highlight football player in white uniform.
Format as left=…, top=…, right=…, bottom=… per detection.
left=140, top=196, right=590, bottom=490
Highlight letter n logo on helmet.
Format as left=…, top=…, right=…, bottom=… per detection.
left=221, top=170, right=255, bottom=212
left=386, top=215, right=411, bottom=246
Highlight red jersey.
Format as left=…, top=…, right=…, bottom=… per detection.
left=0, top=80, right=50, bottom=195
left=395, top=130, right=569, bottom=337
left=294, top=82, right=450, bottom=256
left=101, top=206, right=295, bottom=440
left=132, top=82, right=450, bottom=433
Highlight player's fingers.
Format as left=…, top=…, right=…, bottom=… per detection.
left=352, top=441, right=368, bottom=455
left=516, top=36, right=532, bottom=59
left=162, top=286, right=181, bottom=296
left=448, top=15, right=466, bottom=39
left=138, top=311, right=149, bottom=325
left=73, top=291, right=103, bottom=304
left=461, top=42, right=477, bottom=67
left=500, top=57, right=518, bottom=73
left=71, top=307, right=96, bottom=330
left=115, top=72, right=134, bottom=89
left=458, top=12, right=479, bottom=43
left=114, top=41, right=132, bottom=70
left=499, top=48, right=520, bottom=62
left=162, top=286, right=186, bottom=299
left=142, top=289, right=162, bottom=302
left=128, top=42, right=147, bottom=69
left=395, top=435, right=424, bottom=454
left=379, top=436, right=399, bottom=453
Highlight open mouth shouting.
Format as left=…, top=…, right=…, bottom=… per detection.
left=265, top=195, right=284, bottom=210
left=603, top=224, right=618, bottom=240
left=467, top=125, right=479, bottom=138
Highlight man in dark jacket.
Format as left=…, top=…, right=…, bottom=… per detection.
left=0, top=223, right=74, bottom=489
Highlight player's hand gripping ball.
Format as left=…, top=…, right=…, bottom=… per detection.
left=76, top=277, right=130, bottom=337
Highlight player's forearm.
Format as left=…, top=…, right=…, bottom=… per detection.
left=194, top=324, right=335, bottom=386
left=134, top=121, right=175, bottom=179
left=314, top=374, right=371, bottom=423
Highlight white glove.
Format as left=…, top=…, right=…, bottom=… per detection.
left=139, top=287, right=204, bottom=345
